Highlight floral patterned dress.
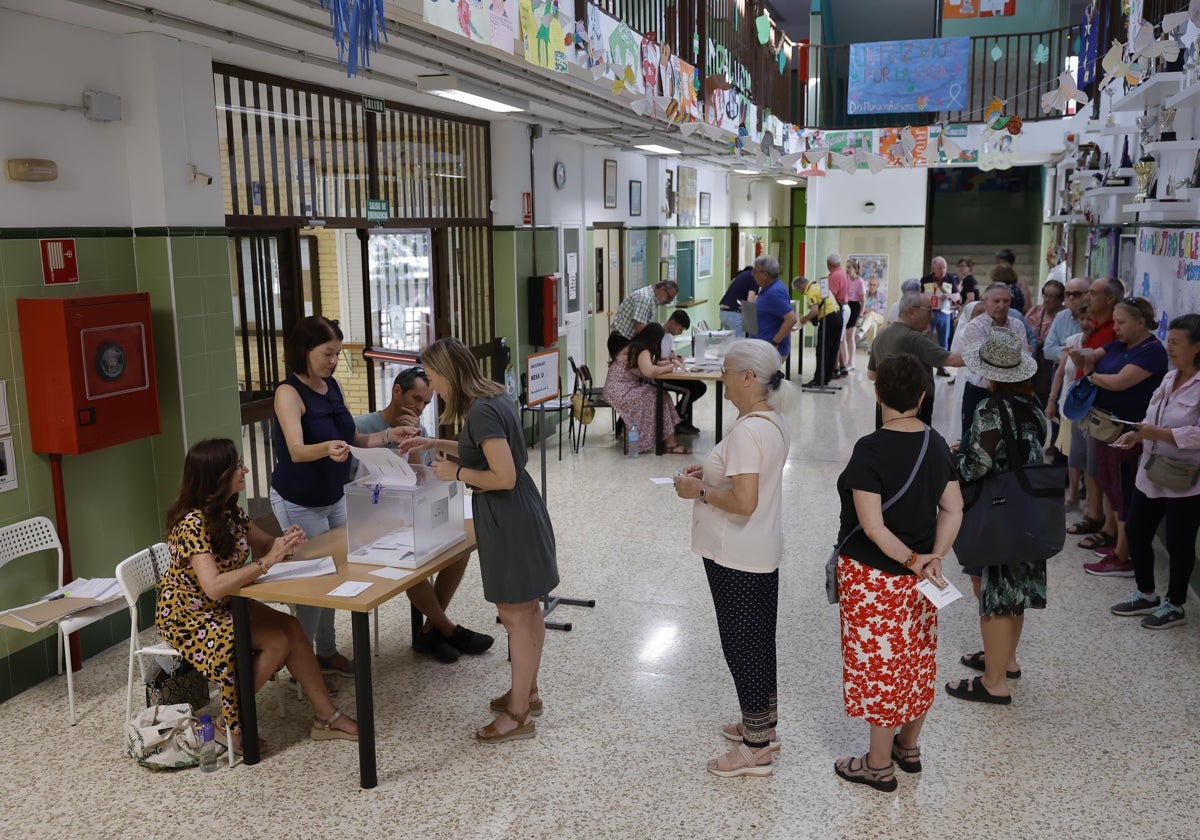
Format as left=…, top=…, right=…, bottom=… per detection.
left=959, top=394, right=1049, bottom=616
left=155, top=507, right=251, bottom=733
left=602, top=349, right=680, bottom=453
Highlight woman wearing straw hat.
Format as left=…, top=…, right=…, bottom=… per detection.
left=947, top=328, right=1047, bottom=705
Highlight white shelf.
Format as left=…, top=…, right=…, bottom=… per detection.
left=1112, top=73, right=1183, bottom=112
left=1144, top=139, right=1200, bottom=152
left=1100, top=124, right=1137, bottom=135
left=1114, top=167, right=1135, bottom=177
left=1046, top=213, right=1088, bottom=223
left=1070, top=169, right=1104, bottom=182
left=1165, top=83, right=1200, bottom=110
left=1085, top=185, right=1137, bottom=196
left=1122, top=199, right=1197, bottom=212
left=1174, top=186, right=1200, bottom=200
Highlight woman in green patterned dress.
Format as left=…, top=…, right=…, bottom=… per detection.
left=946, top=328, right=1047, bottom=706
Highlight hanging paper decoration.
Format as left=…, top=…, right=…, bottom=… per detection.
left=728, top=123, right=751, bottom=152
left=611, top=65, right=637, bottom=94
left=318, top=0, right=388, bottom=77
left=1041, top=71, right=1090, bottom=114
left=1098, top=40, right=1144, bottom=90
left=1131, top=26, right=1180, bottom=64
left=936, top=126, right=962, bottom=162
left=990, top=43, right=1004, bottom=61
left=984, top=97, right=1004, bottom=124
left=1032, top=43, right=1050, bottom=64
left=778, top=49, right=788, bottom=75
left=756, top=13, right=771, bottom=45
left=1163, top=11, right=1190, bottom=33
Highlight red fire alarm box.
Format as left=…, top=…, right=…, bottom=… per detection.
left=527, top=274, right=559, bottom=348
left=17, top=293, right=161, bottom=454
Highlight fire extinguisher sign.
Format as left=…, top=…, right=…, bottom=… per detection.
left=40, top=239, right=80, bottom=285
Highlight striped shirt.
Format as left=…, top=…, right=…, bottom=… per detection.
left=611, top=286, right=658, bottom=339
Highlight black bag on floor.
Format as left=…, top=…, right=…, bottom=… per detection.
left=145, top=660, right=210, bottom=712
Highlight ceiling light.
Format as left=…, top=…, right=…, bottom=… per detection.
left=733, top=168, right=760, bottom=175
left=634, top=142, right=682, bottom=155
left=776, top=178, right=799, bottom=186
left=416, top=74, right=527, bottom=113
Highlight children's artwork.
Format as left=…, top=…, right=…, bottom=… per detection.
left=0, top=437, right=14, bottom=494
left=930, top=123, right=978, bottom=163
left=676, top=166, right=698, bottom=227
left=878, top=127, right=929, bottom=166
left=424, top=0, right=518, bottom=53
left=849, top=254, right=889, bottom=290
left=1130, top=227, right=1200, bottom=333
left=847, top=37, right=970, bottom=115
left=585, top=5, right=643, bottom=93
left=518, top=0, right=573, bottom=73
left=697, top=237, right=714, bottom=279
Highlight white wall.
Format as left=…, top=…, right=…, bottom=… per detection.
left=727, top=176, right=788, bottom=228
left=806, top=167, right=929, bottom=228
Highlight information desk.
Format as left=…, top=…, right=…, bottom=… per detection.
left=653, top=369, right=724, bottom=456
left=231, top=522, right=477, bottom=789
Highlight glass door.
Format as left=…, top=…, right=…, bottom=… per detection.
left=368, top=229, right=434, bottom=354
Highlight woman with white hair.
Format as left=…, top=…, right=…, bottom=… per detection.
left=674, top=339, right=797, bottom=777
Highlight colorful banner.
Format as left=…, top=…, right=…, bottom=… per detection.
left=518, top=0, right=573, bottom=73
left=944, top=0, right=1016, bottom=17
left=847, top=37, right=969, bottom=115
left=585, top=6, right=643, bottom=92
left=1131, top=227, right=1200, bottom=337
left=424, top=0, right=517, bottom=53
left=879, top=127, right=929, bottom=166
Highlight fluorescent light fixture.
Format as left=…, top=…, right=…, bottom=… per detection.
left=733, top=168, right=760, bottom=175
left=776, top=177, right=799, bottom=186
left=634, top=142, right=682, bottom=155
left=416, top=74, right=527, bottom=113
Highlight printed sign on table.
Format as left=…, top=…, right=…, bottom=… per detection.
left=526, top=349, right=560, bottom=406
left=847, top=37, right=969, bottom=115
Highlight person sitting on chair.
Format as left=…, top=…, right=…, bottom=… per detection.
left=662, top=309, right=706, bottom=436
left=355, top=367, right=494, bottom=664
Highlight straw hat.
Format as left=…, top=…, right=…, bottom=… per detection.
left=962, top=327, right=1038, bottom=383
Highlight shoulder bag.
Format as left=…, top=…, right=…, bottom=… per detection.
left=1143, top=388, right=1200, bottom=491
left=1087, top=407, right=1125, bottom=443
left=826, top=427, right=930, bottom=604
left=125, top=703, right=201, bottom=770
left=954, top=399, right=1067, bottom=566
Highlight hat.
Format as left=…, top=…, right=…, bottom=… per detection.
left=962, top=328, right=1038, bottom=383
left=1062, top=376, right=1098, bottom=421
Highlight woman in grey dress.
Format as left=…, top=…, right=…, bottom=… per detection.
left=400, top=337, right=559, bottom=743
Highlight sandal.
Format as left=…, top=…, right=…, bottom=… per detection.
left=1066, top=516, right=1103, bottom=535
left=960, top=651, right=1021, bottom=679
left=945, top=676, right=1012, bottom=705
left=476, top=707, right=535, bottom=743
left=310, top=709, right=358, bottom=741
left=707, top=743, right=774, bottom=778
left=665, top=444, right=692, bottom=455
left=489, top=691, right=543, bottom=717
left=834, top=754, right=897, bottom=792
left=1078, top=531, right=1116, bottom=551
left=721, top=722, right=782, bottom=751
left=891, top=742, right=921, bottom=774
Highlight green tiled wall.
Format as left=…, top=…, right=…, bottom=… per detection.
left=0, top=229, right=240, bottom=707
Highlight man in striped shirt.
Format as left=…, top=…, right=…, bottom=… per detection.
left=607, top=280, right=678, bottom=360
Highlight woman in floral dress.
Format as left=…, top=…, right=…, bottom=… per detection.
left=602, top=322, right=691, bottom=454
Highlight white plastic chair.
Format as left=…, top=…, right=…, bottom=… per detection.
left=0, top=516, right=125, bottom=725
left=116, top=543, right=283, bottom=768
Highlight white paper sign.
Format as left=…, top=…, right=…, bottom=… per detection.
left=526, top=349, right=560, bottom=406
left=916, top=578, right=964, bottom=609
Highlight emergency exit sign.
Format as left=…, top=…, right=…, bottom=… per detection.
left=366, top=199, right=390, bottom=221
left=363, top=96, right=386, bottom=113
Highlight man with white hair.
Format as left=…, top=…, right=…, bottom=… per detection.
left=750, top=254, right=798, bottom=357
left=826, top=252, right=849, bottom=309
left=920, top=257, right=955, bottom=375
left=887, top=279, right=922, bottom=323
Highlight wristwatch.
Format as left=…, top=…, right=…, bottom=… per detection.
left=699, top=488, right=709, bottom=504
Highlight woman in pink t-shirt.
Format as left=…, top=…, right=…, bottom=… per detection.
left=839, top=258, right=867, bottom=376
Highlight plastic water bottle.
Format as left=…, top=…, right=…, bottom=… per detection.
left=198, top=714, right=218, bottom=772
left=627, top=422, right=639, bottom=457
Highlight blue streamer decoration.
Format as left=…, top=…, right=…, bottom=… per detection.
left=318, top=0, right=389, bottom=77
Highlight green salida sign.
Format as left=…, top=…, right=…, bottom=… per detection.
left=366, top=199, right=389, bottom=221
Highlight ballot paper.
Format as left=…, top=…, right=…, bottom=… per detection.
left=649, top=477, right=676, bottom=485
left=327, top=581, right=373, bottom=597
left=347, top=528, right=420, bottom=568
left=916, top=578, right=964, bottom=609
left=253, top=556, right=336, bottom=584
left=348, top=445, right=418, bottom=487
left=368, top=567, right=408, bottom=580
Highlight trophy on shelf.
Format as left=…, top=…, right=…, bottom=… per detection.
left=1137, top=108, right=1160, bottom=148
left=1105, top=138, right=1132, bottom=186
left=1134, top=155, right=1159, bottom=203
left=1160, top=107, right=1178, bottom=142
left=1164, top=175, right=1189, bottom=200
left=1185, top=47, right=1200, bottom=88
left=1069, top=181, right=1086, bottom=215
left=1190, top=150, right=1200, bottom=188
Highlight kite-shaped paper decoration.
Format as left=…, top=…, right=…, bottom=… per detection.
left=611, top=65, right=637, bottom=95
left=990, top=44, right=1004, bottom=61
left=855, top=149, right=888, bottom=174
left=777, top=150, right=807, bottom=169
left=829, top=150, right=856, bottom=174
left=1131, top=25, right=1181, bottom=63
left=778, top=49, right=788, bottom=75
left=677, top=120, right=702, bottom=138
left=984, top=97, right=1005, bottom=125
left=1041, top=71, right=1090, bottom=114
left=938, top=129, right=962, bottom=162
left=728, top=123, right=751, bottom=152
left=1098, top=40, right=1145, bottom=90
left=756, top=13, right=771, bottom=45
left=1032, top=43, right=1050, bottom=64
left=1163, top=11, right=1190, bottom=34
left=898, top=126, right=918, bottom=166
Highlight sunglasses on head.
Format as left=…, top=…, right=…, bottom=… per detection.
left=397, top=366, right=426, bottom=387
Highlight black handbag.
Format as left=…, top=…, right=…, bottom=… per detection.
left=954, top=399, right=1066, bottom=567
left=146, top=660, right=211, bottom=712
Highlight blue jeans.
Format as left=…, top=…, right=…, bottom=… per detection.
left=719, top=309, right=744, bottom=337
left=269, top=489, right=346, bottom=657
left=930, top=310, right=951, bottom=350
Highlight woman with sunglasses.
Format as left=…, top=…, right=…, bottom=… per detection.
left=673, top=339, right=796, bottom=777
left=400, top=338, right=559, bottom=742
left=157, top=438, right=357, bottom=754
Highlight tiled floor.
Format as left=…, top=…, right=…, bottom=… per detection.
left=2, top=352, right=1198, bottom=839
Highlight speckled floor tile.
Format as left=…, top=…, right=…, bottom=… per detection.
left=2, top=352, right=1199, bottom=839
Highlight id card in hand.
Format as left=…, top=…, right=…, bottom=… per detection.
left=916, top=577, right=963, bottom=609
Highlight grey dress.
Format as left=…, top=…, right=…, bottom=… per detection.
left=460, top=394, right=559, bottom=603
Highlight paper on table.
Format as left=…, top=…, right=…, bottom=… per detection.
left=254, top=556, right=336, bottom=584
left=916, top=578, right=964, bottom=609
left=327, top=581, right=373, bottom=597
left=368, top=567, right=408, bottom=580
left=347, top=445, right=417, bottom=487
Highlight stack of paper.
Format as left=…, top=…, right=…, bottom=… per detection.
left=0, top=577, right=123, bottom=631
left=348, top=528, right=419, bottom=569
left=252, top=556, right=337, bottom=584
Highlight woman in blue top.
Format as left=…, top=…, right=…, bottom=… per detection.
left=271, top=316, right=401, bottom=675
left=1075, top=298, right=1168, bottom=577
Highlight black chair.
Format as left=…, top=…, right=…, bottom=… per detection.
left=567, top=356, right=613, bottom=453
left=519, top=373, right=571, bottom=461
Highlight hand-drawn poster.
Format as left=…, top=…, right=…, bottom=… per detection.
left=930, top=124, right=978, bottom=163
left=676, top=165, right=698, bottom=227
left=847, top=37, right=969, bottom=115
left=518, top=0, right=573, bottom=73
left=424, top=0, right=518, bottom=53
left=585, top=6, right=643, bottom=93
left=878, top=127, right=929, bottom=166
left=1131, top=227, right=1200, bottom=337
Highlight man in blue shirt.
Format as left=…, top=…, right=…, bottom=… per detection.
left=750, top=254, right=798, bottom=356
left=718, top=266, right=758, bottom=336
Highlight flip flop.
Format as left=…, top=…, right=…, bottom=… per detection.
left=945, top=676, right=1012, bottom=705
left=1078, top=531, right=1116, bottom=551
left=960, top=651, right=1021, bottom=679
left=1066, top=516, right=1103, bottom=535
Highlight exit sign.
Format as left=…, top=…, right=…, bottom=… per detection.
left=366, top=199, right=390, bottom=221
left=363, top=96, right=385, bottom=113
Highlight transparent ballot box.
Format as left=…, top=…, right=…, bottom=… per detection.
left=689, top=330, right=734, bottom=369
left=344, top=471, right=466, bottom=569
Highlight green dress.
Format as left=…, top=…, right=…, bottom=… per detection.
left=958, top=395, right=1049, bottom=616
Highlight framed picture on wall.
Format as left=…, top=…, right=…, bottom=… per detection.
left=699, top=192, right=711, bottom=226
left=629, top=180, right=642, bottom=216
left=604, top=159, right=618, bottom=208
left=698, top=237, right=714, bottom=278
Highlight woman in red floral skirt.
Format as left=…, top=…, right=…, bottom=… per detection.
left=833, top=353, right=963, bottom=792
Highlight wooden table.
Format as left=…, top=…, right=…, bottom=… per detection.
left=653, top=369, right=724, bottom=455
left=231, top=523, right=477, bottom=789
